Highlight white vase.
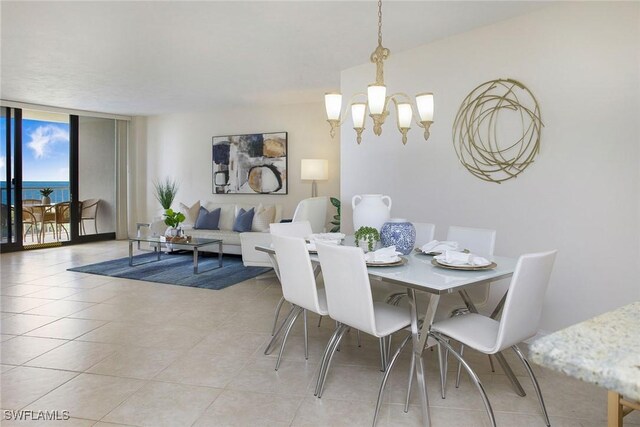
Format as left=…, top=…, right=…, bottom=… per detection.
left=352, top=194, right=392, bottom=232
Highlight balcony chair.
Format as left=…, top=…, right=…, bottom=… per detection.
left=428, top=250, right=557, bottom=427
left=54, top=202, right=71, bottom=240
left=79, top=198, right=100, bottom=235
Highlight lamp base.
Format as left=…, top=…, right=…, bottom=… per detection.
left=311, top=180, right=318, bottom=198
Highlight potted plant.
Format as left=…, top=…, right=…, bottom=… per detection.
left=163, top=208, right=186, bottom=239
left=354, top=226, right=380, bottom=252
left=329, top=197, right=341, bottom=232
left=153, top=178, right=179, bottom=210
left=40, top=187, right=54, bottom=204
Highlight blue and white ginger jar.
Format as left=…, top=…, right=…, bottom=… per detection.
left=380, top=219, right=416, bottom=255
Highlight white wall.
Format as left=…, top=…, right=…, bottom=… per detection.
left=135, top=102, right=340, bottom=223
left=340, top=2, right=640, bottom=331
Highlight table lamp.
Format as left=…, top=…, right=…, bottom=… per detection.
left=301, top=159, right=328, bottom=197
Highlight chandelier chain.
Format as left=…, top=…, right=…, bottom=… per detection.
left=377, top=0, right=383, bottom=46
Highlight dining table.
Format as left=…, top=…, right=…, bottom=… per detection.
left=256, top=239, right=521, bottom=427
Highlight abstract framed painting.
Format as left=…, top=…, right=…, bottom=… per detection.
left=212, top=132, right=288, bottom=194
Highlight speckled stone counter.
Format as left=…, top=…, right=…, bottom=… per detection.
left=529, top=302, right=640, bottom=401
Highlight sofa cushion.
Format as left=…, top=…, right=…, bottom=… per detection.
left=203, top=203, right=236, bottom=231
left=194, top=207, right=221, bottom=230
left=233, top=208, right=255, bottom=232
left=187, top=229, right=242, bottom=246
left=179, top=201, right=200, bottom=225
left=252, top=204, right=276, bottom=232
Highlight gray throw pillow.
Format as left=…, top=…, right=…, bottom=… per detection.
left=194, top=207, right=221, bottom=230
left=233, top=208, right=255, bottom=232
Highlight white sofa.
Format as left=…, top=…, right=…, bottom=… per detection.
left=150, top=202, right=283, bottom=256
left=240, top=196, right=329, bottom=267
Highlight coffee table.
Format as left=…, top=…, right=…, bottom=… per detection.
left=128, top=236, right=223, bottom=274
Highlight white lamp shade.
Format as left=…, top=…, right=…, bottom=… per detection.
left=351, top=103, right=366, bottom=129
left=367, top=85, right=387, bottom=115
left=397, top=103, right=413, bottom=129
left=301, top=159, right=329, bottom=181
left=325, top=93, right=343, bottom=121
left=416, top=93, right=434, bottom=121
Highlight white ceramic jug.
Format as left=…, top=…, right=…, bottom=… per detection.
left=352, top=194, right=392, bottom=232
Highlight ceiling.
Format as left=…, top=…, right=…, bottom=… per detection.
left=1, top=1, right=545, bottom=116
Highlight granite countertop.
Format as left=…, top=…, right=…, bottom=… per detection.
left=529, top=301, right=640, bottom=402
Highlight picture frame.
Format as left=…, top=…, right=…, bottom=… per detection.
left=212, top=132, right=288, bottom=195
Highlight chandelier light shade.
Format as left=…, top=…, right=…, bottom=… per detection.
left=324, top=0, right=434, bottom=145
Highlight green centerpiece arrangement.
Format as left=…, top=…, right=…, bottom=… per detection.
left=354, top=226, right=380, bottom=252
left=153, top=178, right=179, bottom=209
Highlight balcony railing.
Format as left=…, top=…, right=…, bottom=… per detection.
left=1, top=185, right=71, bottom=205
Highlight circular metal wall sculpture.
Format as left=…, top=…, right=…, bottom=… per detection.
left=453, top=78, right=543, bottom=184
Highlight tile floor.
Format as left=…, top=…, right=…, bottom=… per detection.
left=1, top=241, right=638, bottom=426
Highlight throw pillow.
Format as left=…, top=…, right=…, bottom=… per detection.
left=233, top=207, right=255, bottom=232
left=179, top=201, right=200, bottom=225
left=252, top=205, right=276, bottom=232
left=194, top=207, right=221, bottom=230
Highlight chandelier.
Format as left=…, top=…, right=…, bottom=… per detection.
left=324, top=0, right=434, bottom=145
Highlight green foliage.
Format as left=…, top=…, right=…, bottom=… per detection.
left=163, top=208, right=186, bottom=228
left=153, top=178, right=179, bottom=209
left=40, top=187, right=54, bottom=197
left=329, top=197, right=341, bottom=233
left=354, top=226, right=380, bottom=251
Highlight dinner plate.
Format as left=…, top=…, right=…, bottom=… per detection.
left=431, top=259, right=496, bottom=271
left=366, top=257, right=407, bottom=267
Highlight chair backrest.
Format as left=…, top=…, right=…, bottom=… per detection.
left=22, top=208, right=36, bottom=223
left=446, top=226, right=497, bottom=305
left=55, top=202, right=71, bottom=222
left=446, top=226, right=496, bottom=257
left=414, top=222, right=436, bottom=246
left=81, top=199, right=100, bottom=217
left=271, top=234, right=324, bottom=313
left=292, top=197, right=328, bottom=234
left=493, top=250, right=557, bottom=352
left=270, top=220, right=313, bottom=238
left=316, top=243, right=379, bottom=337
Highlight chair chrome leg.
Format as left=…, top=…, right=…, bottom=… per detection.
left=303, top=309, right=309, bottom=360
left=317, top=325, right=348, bottom=398
left=317, top=315, right=322, bottom=327
left=379, top=337, right=387, bottom=372
left=437, top=342, right=447, bottom=398
left=431, top=333, right=496, bottom=427
left=488, top=354, right=496, bottom=373
left=356, top=329, right=361, bottom=347
left=512, top=345, right=551, bottom=427
left=455, top=344, right=465, bottom=388
left=271, top=296, right=286, bottom=336
left=264, top=305, right=295, bottom=355
left=315, top=325, right=342, bottom=396
left=275, top=306, right=303, bottom=371
left=373, top=333, right=412, bottom=426
left=404, top=351, right=415, bottom=413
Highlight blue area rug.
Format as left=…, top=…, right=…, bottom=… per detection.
left=68, top=252, right=272, bottom=290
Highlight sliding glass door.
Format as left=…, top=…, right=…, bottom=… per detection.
left=0, top=106, right=117, bottom=252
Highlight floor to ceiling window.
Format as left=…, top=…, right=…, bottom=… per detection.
left=0, top=106, right=118, bottom=252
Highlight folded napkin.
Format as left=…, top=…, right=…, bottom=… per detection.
left=364, top=246, right=402, bottom=263
left=421, top=240, right=459, bottom=253
left=435, top=250, right=490, bottom=267
left=308, top=233, right=345, bottom=245
left=306, top=242, right=317, bottom=252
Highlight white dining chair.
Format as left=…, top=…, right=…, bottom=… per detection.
left=265, top=234, right=329, bottom=370
left=315, top=242, right=413, bottom=426
left=267, top=221, right=315, bottom=338
left=414, top=222, right=436, bottom=246
left=428, top=250, right=557, bottom=427
left=291, top=196, right=328, bottom=233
